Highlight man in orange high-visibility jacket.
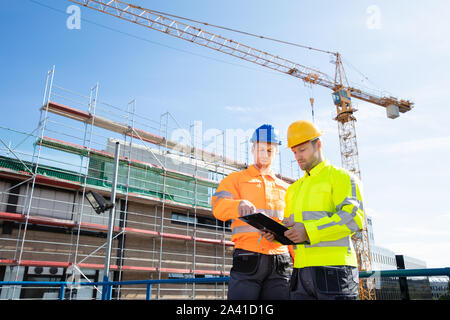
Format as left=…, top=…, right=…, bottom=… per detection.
left=211, top=124, right=293, bottom=300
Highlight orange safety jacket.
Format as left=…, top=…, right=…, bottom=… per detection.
left=211, top=164, right=293, bottom=256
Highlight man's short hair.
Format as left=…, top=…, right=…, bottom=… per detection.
left=311, top=137, right=321, bottom=149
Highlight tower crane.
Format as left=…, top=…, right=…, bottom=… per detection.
left=68, top=0, right=414, bottom=300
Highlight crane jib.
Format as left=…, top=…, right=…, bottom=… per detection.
left=68, top=0, right=413, bottom=112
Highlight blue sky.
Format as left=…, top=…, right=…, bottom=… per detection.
left=1, top=0, right=450, bottom=268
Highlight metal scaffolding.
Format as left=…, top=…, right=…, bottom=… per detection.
left=0, top=67, right=297, bottom=300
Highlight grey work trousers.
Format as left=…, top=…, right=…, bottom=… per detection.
left=290, top=266, right=359, bottom=300
left=227, top=248, right=292, bottom=300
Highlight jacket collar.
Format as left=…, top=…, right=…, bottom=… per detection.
left=304, top=159, right=329, bottom=178
left=248, top=164, right=276, bottom=179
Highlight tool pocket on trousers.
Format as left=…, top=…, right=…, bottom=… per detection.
left=314, top=266, right=354, bottom=295
left=275, top=253, right=292, bottom=277
left=231, top=250, right=260, bottom=275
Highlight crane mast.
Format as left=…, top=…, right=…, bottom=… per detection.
left=332, top=52, right=372, bottom=299
left=69, top=0, right=415, bottom=300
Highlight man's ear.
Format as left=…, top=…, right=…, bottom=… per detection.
left=274, top=145, right=280, bottom=155
left=316, top=139, right=322, bottom=150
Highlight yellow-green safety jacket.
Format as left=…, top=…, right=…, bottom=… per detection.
left=284, top=159, right=364, bottom=268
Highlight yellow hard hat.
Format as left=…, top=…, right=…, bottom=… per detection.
left=287, top=120, right=323, bottom=148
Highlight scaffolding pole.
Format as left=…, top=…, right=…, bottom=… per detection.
left=13, top=66, right=55, bottom=296
left=101, top=141, right=120, bottom=300
left=71, top=82, right=99, bottom=298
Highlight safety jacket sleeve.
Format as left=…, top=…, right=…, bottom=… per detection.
left=304, top=170, right=365, bottom=246
left=283, top=182, right=297, bottom=222
left=211, top=173, right=242, bottom=222
left=284, top=184, right=297, bottom=260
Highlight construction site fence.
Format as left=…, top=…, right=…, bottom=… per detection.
left=0, top=268, right=448, bottom=300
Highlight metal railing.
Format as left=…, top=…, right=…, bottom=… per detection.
left=1, top=268, right=449, bottom=300
left=359, top=267, right=450, bottom=278
left=0, top=276, right=230, bottom=300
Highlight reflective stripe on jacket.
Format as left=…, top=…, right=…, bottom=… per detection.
left=285, top=159, right=364, bottom=268
left=211, top=165, right=290, bottom=255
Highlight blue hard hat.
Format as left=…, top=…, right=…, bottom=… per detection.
left=250, top=124, right=282, bottom=145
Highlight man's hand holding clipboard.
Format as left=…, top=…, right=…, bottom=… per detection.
left=238, top=212, right=310, bottom=245
left=282, top=218, right=310, bottom=244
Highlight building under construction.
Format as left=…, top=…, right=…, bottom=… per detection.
left=0, top=67, right=298, bottom=300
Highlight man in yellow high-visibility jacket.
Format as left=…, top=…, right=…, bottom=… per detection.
left=282, top=120, right=364, bottom=300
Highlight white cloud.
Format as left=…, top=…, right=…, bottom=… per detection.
left=386, top=242, right=450, bottom=268
left=437, top=213, right=450, bottom=222
left=364, top=136, right=450, bottom=155
left=393, top=226, right=450, bottom=238
left=366, top=204, right=450, bottom=268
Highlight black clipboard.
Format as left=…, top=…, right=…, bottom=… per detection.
left=238, top=212, right=309, bottom=245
